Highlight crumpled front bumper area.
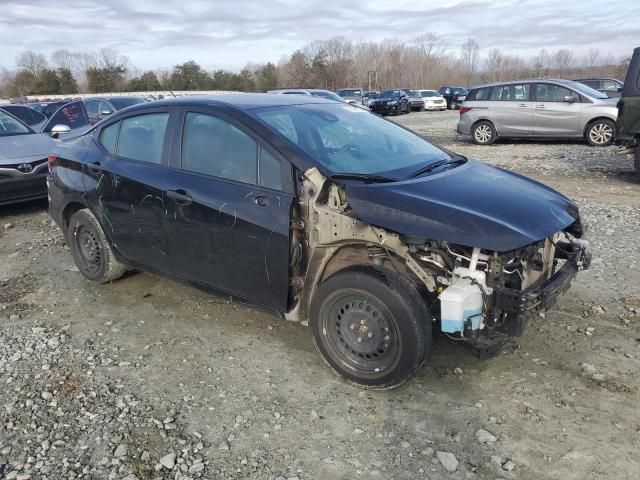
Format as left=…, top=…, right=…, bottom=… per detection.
left=494, top=241, right=591, bottom=315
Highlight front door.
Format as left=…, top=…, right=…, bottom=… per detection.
left=83, top=110, right=174, bottom=271
left=532, top=83, right=581, bottom=136
left=42, top=101, right=90, bottom=135
left=164, top=109, right=292, bottom=310
left=488, top=83, right=533, bottom=136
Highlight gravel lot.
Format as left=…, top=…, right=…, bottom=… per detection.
left=1, top=110, right=639, bottom=480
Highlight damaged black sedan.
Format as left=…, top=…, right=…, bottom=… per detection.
left=48, top=94, right=590, bottom=388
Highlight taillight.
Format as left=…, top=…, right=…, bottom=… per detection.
left=48, top=154, right=57, bottom=173
left=459, top=107, right=472, bottom=115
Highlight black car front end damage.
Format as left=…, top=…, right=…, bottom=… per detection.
left=402, top=231, right=590, bottom=355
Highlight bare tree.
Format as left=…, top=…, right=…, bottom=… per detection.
left=51, top=49, right=75, bottom=70
left=460, top=38, right=479, bottom=86
left=485, top=47, right=505, bottom=82
left=16, top=51, right=48, bottom=77
left=551, top=49, right=574, bottom=78
left=584, top=48, right=599, bottom=74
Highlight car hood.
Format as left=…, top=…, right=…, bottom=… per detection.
left=0, top=133, right=55, bottom=164
left=343, top=159, right=580, bottom=252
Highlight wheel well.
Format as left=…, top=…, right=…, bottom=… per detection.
left=62, top=202, right=87, bottom=229
left=583, top=116, right=615, bottom=137
left=471, top=119, right=497, bottom=135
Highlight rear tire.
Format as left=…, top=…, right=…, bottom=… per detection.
left=472, top=121, right=497, bottom=145
left=67, top=209, right=126, bottom=283
left=309, top=267, right=431, bottom=389
left=586, top=119, right=615, bottom=146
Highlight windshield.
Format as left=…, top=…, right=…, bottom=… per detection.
left=452, top=88, right=468, bottom=95
left=110, top=97, right=145, bottom=110
left=338, top=89, right=362, bottom=98
left=560, top=80, right=609, bottom=99
left=252, top=103, right=450, bottom=177
left=0, top=110, right=32, bottom=136
left=420, top=90, right=439, bottom=97
left=312, top=91, right=345, bottom=102
left=380, top=90, right=402, bottom=98
left=406, top=90, right=420, bottom=97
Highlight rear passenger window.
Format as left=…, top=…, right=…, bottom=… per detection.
left=491, top=84, right=530, bottom=101
left=259, top=148, right=282, bottom=190
left=182, top=112, right=258, bottom=185
left=117, top=113, right=169, bottom=164
left=99, top=122, right=120, bottom=154
left=469, top=87, right=491, bottom=101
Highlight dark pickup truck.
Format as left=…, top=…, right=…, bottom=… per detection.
left=616, top=47, right=640, bottom=174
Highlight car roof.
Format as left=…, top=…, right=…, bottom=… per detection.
left=121, top=93, right=337, bottom=112
left=469, top=78, right=581, bottom=89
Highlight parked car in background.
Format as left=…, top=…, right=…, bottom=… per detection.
left=84, top=96, right=146, bottom=124
left=336, top=88, right=364, bottom=105
left=575, top=78, right=624, bottom=97
left=267, top=88, right=345, bottom=102
left=29, top=101, right=70, bottom=118
left=0, top=105, right=47, bottom=131
left=439, top=86, right=468, bottom=109
left=401, top=89, right=426, bottom=111
left=0, top=110, right=56, bottom=206
left=458, top=79, right=618, bottom=146
left=419, top=90, right=447, bottom=111
left=615, top=47, right=640, bottom=174
left=48, top=93, right=589, bottom=388
left=362, top=91, right=379, bottom=107
left=368, top=89, right=411, bottom=115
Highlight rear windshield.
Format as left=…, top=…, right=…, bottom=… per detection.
left=406, top=90, right=420, bottom=96
left=338, top=89, right=362, bottom=98
left=110, top=97, right=146, bottom=110
left=420, top=91, right=439, bottom=97
left=1, top=106, right=46, bottom=126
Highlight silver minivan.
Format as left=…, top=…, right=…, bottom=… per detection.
left=457, top=79, right=618, bottom=146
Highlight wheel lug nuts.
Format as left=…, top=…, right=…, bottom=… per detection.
left=360, top=319, right=366, bottom=324
left=367, top=332, right=373, bottom=338
left=356, top=338, right=362, bottom=343
left=349, top=324, right=355, bottom=330
left=384, top=335, right=389, bottom=341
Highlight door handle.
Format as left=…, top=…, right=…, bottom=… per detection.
left=518, top=104, right=528, bottom=108
left=87, top=161, right=102, bottom=174
left=254, top=195, right=269, bottom=208
left=167, top=189, right=192, bottom=205
left=535, top=104, right=545, bottom=109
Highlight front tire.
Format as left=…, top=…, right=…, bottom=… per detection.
left=309, top=267, right=431, bottom=389
left=472, top=121, right=497, bottom=145
left=67, top=209, right=126, bottom=283
left=586, top=119, right=615, bottom=146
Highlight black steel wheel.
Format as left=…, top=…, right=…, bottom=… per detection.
left=310, top=267, right=431, bottom=388
left=67, top=209, right=126, bottom=283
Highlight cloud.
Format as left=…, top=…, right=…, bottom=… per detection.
left=0, top=0, right=636, bottom=71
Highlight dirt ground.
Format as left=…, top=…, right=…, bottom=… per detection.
left=1, top=110, right=639, bottom=480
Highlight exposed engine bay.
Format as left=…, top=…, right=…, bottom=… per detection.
left=286, top=168, right=591, bottom=355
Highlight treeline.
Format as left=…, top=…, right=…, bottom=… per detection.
left=0, top=36, right=630, bottom=97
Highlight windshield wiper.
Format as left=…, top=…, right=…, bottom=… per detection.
left=329, top=173, right=396, bottom=184
left=409, top=157, right=466, bottom=178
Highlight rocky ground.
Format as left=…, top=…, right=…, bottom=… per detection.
left=0, top=110, right=639, bottom=480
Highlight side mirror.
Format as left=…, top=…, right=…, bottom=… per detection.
left=564, top=95, right=578, bottom=104
left=100, top=110, right=112, bottom=116
left=50, top=124, right=71, bottom=138
left=616, top=86, right=623, bottom=92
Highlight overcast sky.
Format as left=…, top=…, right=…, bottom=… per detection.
left=0, top=0, right=637, bottom=71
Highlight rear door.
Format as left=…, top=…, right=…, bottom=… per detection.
left=84, top=108, right=176, bottom=271
left=163, top=107, right=293, bottom=309
left=532, top=83, right=581, bottom=136
left=488, top=83, right=533, bottom=136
